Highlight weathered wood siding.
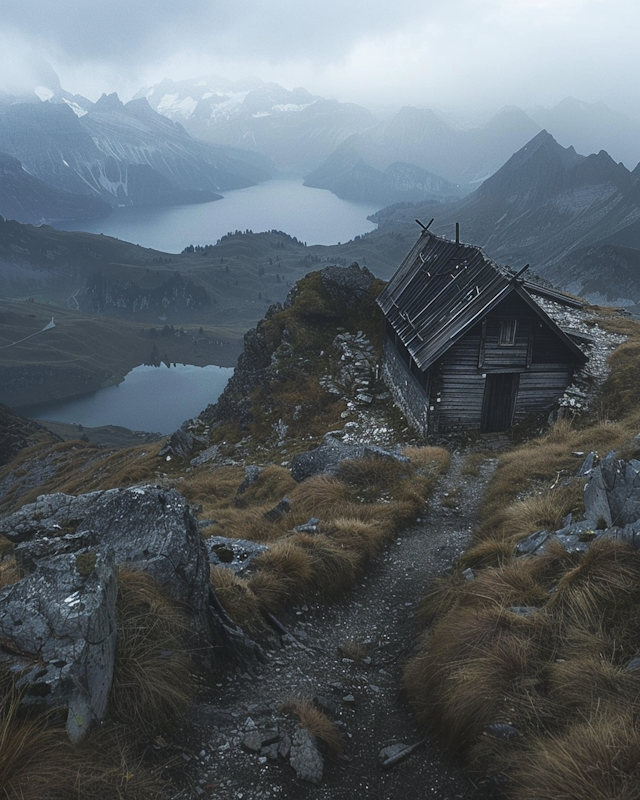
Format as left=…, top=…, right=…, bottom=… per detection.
left=514, top=366, right=572, bottom=420
left=431, top=328, right=486, bottom=432
left=382, top=292, right=581, bottom=436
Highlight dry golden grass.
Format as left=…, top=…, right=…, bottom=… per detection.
left=548, top=538, right=640, bottom=633
left=455, top=560, right=551, bottom=612
left=329, top=517, right=388, bottom=560
left=288, top=531, right=361, bottom=598
left=0, top=679, right=65, bottom=799
left=205, top=507, right=286, bottom=543
left=209, top=567, right=266, bottom=634
left=599, top=336, right=640, bottom=420
left=111, top=569, right=196, bottom=737
left=404, top=606, right=552, bottom=750
left=0, top=557, right=20, bottom=589
left=0, top=673, right=166, bottom=800
left=279, top=699, right=344, bottom=756
left=479, top=481, right=585, bottom=547
left=247, top=539, right=314, bottom=611
left=403, top=445, right=452, bottom=475
left=459, top=537, right=517, bottom=570
left=480, top=419, right=629, bottom=529
left=547, top=654, right=640, bottom=719
left=180, top=465, right=244, bottom=515
left=509, top=708, right=640, bottom=800
left=337, top=454, right=411, bottom=497
left=287, top=475, right=351, bottom=518
left=214, top=444, right=448, bottom=619
left=234, top=466, right=297, bottom=507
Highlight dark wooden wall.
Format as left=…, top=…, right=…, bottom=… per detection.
left=383, top=291, right=582, bottom=435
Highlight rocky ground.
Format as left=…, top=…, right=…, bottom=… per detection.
left=171, top=448, right=498, bottom=800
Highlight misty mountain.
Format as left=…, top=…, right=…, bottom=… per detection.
left=307, top=104, right=542, bottom=196
left=372, top=131, right=640, bottom=303
left=0, top=151, right=110, bottom=224
left=0, top=94, right=274, bottom=211
left=304, top=146, right=463, bottom=204
left=137, top=75, right=377, bottom=173
left=529, top=97, right=640, bottom=169
left=0, top=56, right=93, bottom=117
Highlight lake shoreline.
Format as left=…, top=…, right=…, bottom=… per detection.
left=19, top=363, right=234, bottom=435
left=51, top=177, right=379, bottom=253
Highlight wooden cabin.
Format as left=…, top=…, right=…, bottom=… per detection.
left=376, top=230, right=588, bottom=435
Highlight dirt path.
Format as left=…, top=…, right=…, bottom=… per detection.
left=173, top=449, right=497, bottom=800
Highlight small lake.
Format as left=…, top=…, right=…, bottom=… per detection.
left=53, top=178, right=379, bottom=253
left=23, top=363, right=233, bottom=434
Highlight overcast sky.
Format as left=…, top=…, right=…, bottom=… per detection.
left=1, top=0, right=638, bottom=116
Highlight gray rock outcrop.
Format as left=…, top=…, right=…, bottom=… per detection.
left=204, top=536, right=269, bottom=573
left=516, top=455, right=640, bottom=556
left=320, top=263, right=375, bottom=308
left=0, top=485, right=261, bottom=740
left=290, top=433, right=409, bottom=482
left=0, top=549, right=117, bottom=742
left=289, top=727, right=324, bottom=784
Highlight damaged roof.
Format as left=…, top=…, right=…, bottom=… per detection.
left=377, top=230, right=587, bottom=370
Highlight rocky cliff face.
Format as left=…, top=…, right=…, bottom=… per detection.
left=0, top=151, right=110, bottom=224
left=0, top=402, right=61, bottom=466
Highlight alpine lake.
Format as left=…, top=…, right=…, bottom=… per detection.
left=40, top=179, right=379, bottom=433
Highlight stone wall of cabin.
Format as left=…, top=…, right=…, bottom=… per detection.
left=381, top=337, right=430, bottom=437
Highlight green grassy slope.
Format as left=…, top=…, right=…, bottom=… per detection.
left=0, top=299, right=242, bottom=407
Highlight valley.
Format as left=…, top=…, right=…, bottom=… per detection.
left=4, top=49, right=640, bottom=800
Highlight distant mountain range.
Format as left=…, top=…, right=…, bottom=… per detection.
left=303, top=146, right=464, bottom=204
left=371, top=130, right=640, bottom=304
left=0, top=71, right=275, bottom=224
left=135, top=75, right=377, bottom=174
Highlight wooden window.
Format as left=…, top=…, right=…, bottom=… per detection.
left=499, top=319, right=517, bottom=346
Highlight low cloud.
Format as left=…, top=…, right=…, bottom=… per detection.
left=1, top=0, right=638, bottom=115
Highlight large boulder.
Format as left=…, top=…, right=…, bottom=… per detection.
left=584, top=456, right=640, bottom=527
left=0, top=549, right=117, bottom=742
left=290, top=433, right=409, bottom=483
left=0, top=485, right=261, bottom=739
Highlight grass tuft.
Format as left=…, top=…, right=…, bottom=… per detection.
left=280, top=699, right=344, bottom=756
left=111, top=569, right=196, bottom=737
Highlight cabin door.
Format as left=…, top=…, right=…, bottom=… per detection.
left=481, top=373, right=519, bottom=433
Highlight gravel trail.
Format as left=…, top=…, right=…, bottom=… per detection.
left=174, top=449, right=497, bottom=800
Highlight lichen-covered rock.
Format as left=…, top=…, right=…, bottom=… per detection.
left=2, top=488, right=211, bottom=624
left=320, top=263, right=375, bottom=309
left=585, top=456, right=640, bottom=527
left=0, top=485, right=262, bottom=740
left=159, top=428, right=194, bottom=460
left=290, top=433, right=409, bottom=483
left=0, top=549, right=117, bottom=742
left=289, top=727, right=324, bottom=784
left=204, top=535, right=269, bottom=573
